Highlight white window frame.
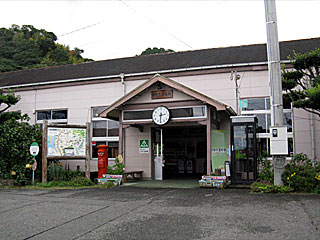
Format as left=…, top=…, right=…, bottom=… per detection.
left=36, top=109, right=68, bottom=124
left=240, top=97, right=293, bottom=155
left=122, top=105, right=207, bottom=122
left=91, top=106, right=119, bottom=161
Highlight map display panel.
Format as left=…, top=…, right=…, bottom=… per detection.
left=47, top=127, right=86, bottom=157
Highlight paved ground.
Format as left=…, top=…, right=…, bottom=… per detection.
left=0, top=185, right=319, bottom=240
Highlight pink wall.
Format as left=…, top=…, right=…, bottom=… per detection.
left=172, top=71, right=270, bottom=110
left=9, top=68, right=320, bottom=171
left=293, top=109, right=320, bottom=161
left=124, top=126, right=152, bottom=179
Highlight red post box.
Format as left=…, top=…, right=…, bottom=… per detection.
left=97, top=145, right=108, bottom=178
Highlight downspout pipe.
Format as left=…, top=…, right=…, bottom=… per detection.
left=119, top=73, right=126, bottom=165
left=310, top=112, right=316, bottom=166
left=291, top=102, right=296, bottom=156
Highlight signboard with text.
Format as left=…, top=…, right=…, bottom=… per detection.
left=139, top=139, right=150, bottom=153
left=151, top=90, right=173, bottom=99
left=211, top=130, right=228, bottom=172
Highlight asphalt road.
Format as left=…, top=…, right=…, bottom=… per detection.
left=0, top=186, right=319, bottom=240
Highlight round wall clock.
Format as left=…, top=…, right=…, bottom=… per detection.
left=152, top=106, right=170, bottom=125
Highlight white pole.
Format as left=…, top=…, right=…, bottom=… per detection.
left=264, top=0, right=286, bottom=185
left=264, top=0, right=284, bottom=127
left=160, top=128, right=163, bottom=158
left=157, top=143, right=159, bottom=157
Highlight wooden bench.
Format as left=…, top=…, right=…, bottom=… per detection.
left=123, top=170, right=143, bottom=181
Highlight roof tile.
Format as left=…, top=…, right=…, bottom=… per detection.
left=0, top=37, right=319, bottom=88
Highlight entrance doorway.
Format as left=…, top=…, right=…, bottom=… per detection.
left=152, top=126, right=206, bottom=180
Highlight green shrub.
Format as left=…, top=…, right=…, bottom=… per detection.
left=36, top=181, right=73, bottom=188
left=0, top=118, right=42, bottom=185
left=48, top=162, right=64, bottom=181
left=71, top=176, right=93, bottom=186
left=107, top=156, right=125, bottom=175
left=314, top=184, right=320, bottom=194
left=251, top=182, right=293, bottom=193
left=282, top=153, right=320, bottom=193
left=63, top=169, right=84, bottom=181
left=36, top=177, right=93, bottom=188
left=257, top=151, right=273, bottom=183
left=47, top=161, right=84, bottom=181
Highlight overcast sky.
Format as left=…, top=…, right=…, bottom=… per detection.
left=1, top=0, right=320, bottom=60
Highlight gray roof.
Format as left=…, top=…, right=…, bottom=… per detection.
left=0, top=37, right=319, bottom=88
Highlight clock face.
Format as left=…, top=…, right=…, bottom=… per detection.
left=152, top=106, right=170, bottom=125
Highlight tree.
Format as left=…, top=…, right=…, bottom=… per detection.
left=0, top=90, right=42, bottom=185
left=0, top=89, right=24, bottom=123
left=0, top=118, right=42, bottom=185
left=282, top=48, right=320, bottom=116
left=0, top=24, right=92, bottom=72
left=140, top=47, right=174, bottom=55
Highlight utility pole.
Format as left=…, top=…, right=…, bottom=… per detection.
left=264, top=0, right=287, bottom=185
left=231, top=71, right=241, bottom=115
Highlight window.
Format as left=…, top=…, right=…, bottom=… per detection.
left=36, top=109, right=68, bottom=124
left=108, top=120, right=119, bottom=136
left=123, top=106, right=207, bottom=122
left=92, top=120, right=119, bottom=137
left=91, top=106, right=119, bottom=160
left=284, top=112, right=292, bottom=132
left=241, top=97, right=293, bottom=156
left=93, top=121, right=107, bottom=137
left=92, top=106, right=107, bottom=117
left=52, top=110, right=68, bottom=119
left=256, top=114, right=268, bottom=133
left=92, top=141, right=119, bottom=159
left=37, top=110, right=51, bottom=120
left=242, top=98, right=270, bottom=111
left=241, top=97, right=292, bottom=132
left=170, top=106, right=206, bottom=118
left=123, top=110, right=152, bottom=121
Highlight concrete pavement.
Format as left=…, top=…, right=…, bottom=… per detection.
left=0, top=186, right=319, bottom=240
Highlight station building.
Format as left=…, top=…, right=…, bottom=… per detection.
left=1, top=37, right=320, bottom=183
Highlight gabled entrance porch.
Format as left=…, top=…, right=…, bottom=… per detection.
left=99, top=74, right=236, bottom=181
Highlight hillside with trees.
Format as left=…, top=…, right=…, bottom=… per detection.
left=0, top=24, right=92, bottom=72
left=140, top=47, right=174, bottom=55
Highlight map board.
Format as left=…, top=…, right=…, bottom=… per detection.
left=47, top=127, right=86, bottom=157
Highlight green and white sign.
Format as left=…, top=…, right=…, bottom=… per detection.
left=29, top=142, right=39, bottom=156
left=139, top=139, right=149, bottom=153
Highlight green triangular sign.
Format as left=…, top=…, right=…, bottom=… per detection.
left=140, top=140, right=149, bottom=148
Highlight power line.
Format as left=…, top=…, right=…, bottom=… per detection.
left=118, top=0, right=193, bottom=49
left=58, top=20, right=106, bottom=38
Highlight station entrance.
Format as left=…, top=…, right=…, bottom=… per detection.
left=99, top=74, right=236, bottom=180
left=152, top=126, right=207, bottom=180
